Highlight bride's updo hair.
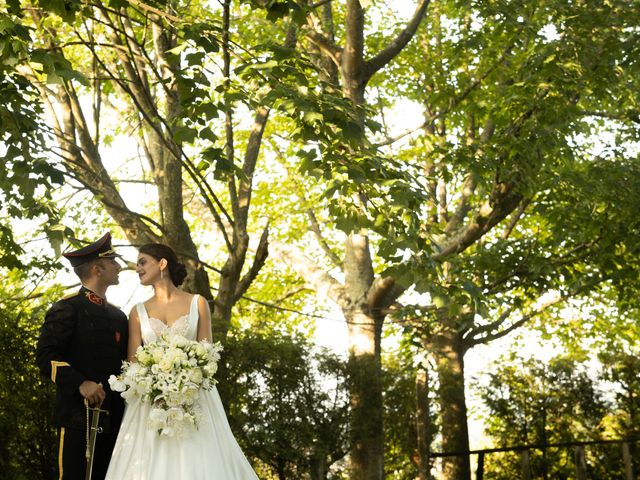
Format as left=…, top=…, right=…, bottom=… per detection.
left=138, top=243, right=188, bottom=286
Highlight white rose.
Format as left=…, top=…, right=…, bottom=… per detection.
left=137, top=349, right=152, bottom=364
left=188, top=368, right=203, bottom=384
left=149, top=407, right=168, bottom=426
left=183, top=386, right=199, bottom=405
left=203, top=363, right=217, bottom=377
left=165, top=392, right=183, bottom=407
left=159, top=357, right=174, bottom=372
left=166, top=407, right=184, bottom=424
left=135, top=378, right=152, bottom=396
left=152, top=346, right=164, bottom=363
left=194, top=343, right=207, bottom=358
left=171, top=335, right=188, bottom=348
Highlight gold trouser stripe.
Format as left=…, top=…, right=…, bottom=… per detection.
left=50, top=361, right=70, bottom=383
left=58, top=427, right=65, bottom=480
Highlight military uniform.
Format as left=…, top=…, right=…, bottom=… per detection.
left=36, top=234, right=128, bottom=480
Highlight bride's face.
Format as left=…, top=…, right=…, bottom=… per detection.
left=136, top=253, right=161, bottom=286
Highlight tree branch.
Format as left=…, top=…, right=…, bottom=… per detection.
left=465, top=279, right=603, bottom=348
left=271, top=240, right=349, bottom=308
left=434, top=184, right=523, bottom=260
left=234, top=224, right=270, bottom=302
left=444, top=119, right=495, bottom=234
left=362, top=0, right=430, bottom=83
left=304, top=28, right=343, bottom=67
left=307, top=208, right=342, bottom=268
left=502, top=199, right=530, bottom=239
left=366, top=276, right=407, bottom=313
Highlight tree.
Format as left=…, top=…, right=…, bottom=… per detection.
left=224, top=329, right=350, bottom=479
left=478, top=354, right=617, bottom=479
left=15, top=0, right=279, bottom=347
left=0, top=6, right=66, bottom=268
left=269, top=2, right=431, bottom=477
left=0, top=272, right=61, bottom=480
left=274, top=1, right=640, bottom=477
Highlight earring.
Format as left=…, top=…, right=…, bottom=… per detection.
left=161, top=269, right=164, bottom=280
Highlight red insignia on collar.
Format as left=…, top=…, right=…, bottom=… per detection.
left=115, top=331, right=121, bottom=343
left=85, top=291, right=105, bottom=306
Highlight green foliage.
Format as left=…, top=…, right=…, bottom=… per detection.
left=0, top=271, right=61, bottom=480
left=600, top=351, right=640, bottom=429
left=235, top=41, right=432, bottom=263
left=224, top=329, right=349, bottom=479
left=0, top=7, right=67, bottom=269
left=36, top=0, right=82, bottom=22
left=373, top=0, right=640, bottom=303
left=382, top=353, right=423, bottom=479
left=478, top=354, right=612, bottom=479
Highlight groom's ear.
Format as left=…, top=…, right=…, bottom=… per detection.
left=92, top=261, right=105, bottom=275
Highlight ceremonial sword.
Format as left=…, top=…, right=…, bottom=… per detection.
left=85, top=398, right=109, bottom=480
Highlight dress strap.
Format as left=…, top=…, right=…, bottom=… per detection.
left=136, top=302, right=156, bottom=344
left=136, top=302, right=148, bottom=321
left=184, top=295, right=200, bottom=340
left=189, top=295, right=200, bottom=320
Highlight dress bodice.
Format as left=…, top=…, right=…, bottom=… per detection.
left=136, top=295, right=200, bottom=344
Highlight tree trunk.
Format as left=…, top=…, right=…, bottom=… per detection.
left=342, top=232, right=384, bottom=480
left=431, top=329, right=471, bottom=480
left=415, top=359, right=431, bottom=480
left=309, top=455, right=329, bottom=480
left=302, top=2, right=428, bottom=476
left=346, top=309, right=384, bottom=480
left=272, top=236, right=397, bottom=480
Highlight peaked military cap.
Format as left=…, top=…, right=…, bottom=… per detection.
left=62, top=232, right=121, bottom=267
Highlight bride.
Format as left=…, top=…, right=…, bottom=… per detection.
left=105, top=243, right=259, bottom=479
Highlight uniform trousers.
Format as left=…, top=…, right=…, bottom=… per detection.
left=58, top=425, right=118, bottom=480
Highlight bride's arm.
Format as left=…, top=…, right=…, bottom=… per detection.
left=127, top=306, right=142, bottom=361
left=196, top=296, right=212, bottom=342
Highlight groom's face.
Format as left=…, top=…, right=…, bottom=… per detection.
left=97, top=258, right=121, bottom=286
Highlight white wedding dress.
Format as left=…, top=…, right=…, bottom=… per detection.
left=105, top=295, right=259, bottom=479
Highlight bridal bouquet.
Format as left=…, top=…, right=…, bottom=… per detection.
left=109, top=334, right=223, bottom=437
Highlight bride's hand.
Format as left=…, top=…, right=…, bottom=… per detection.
left=79, top=380, right=106, bottom=405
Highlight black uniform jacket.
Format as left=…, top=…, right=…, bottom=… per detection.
left=36, top=287, right=129, bottom=432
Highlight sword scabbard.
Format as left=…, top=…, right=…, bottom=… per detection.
left=84, top=400, right=109, bottom=480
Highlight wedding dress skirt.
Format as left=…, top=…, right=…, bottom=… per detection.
left=105, top=295, right=259, bottom=479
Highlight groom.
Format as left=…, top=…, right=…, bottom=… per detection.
left=36, top=232, right=128, bottom=480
